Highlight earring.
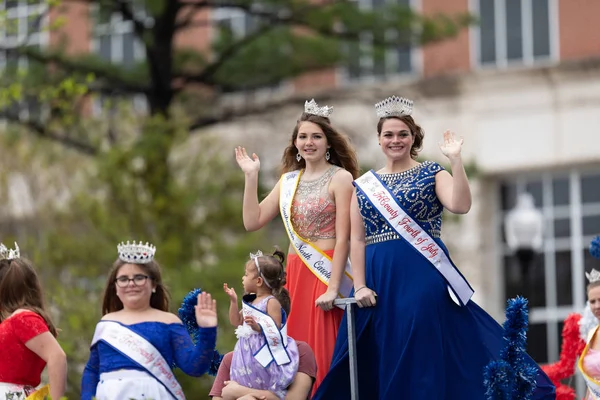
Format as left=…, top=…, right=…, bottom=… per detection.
left=296, top=152, right=302, bottom=162
left=325, top=150, right=330, bottom=161
left=152, top=288, right=156, bottom=293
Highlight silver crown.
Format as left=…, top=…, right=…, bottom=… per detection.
left=586, top=268, right=600, bottom=284
left=304, top=99, right=333, bottom=118
left=375, top=95, right=414, bottom=118
left=0, top=242, right=20, bottom=260
left=117, top=241, right=156, bottom=264
left=249, top=250, right=263, bottom=260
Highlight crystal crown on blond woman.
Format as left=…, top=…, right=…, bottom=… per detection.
left=375, top=95, right=414, bottom=118
left=586, top=268, right=600, bottom=284
left=117, top=240, right=156, bottom=264
left=304, top=99, right=333, bottom=118
left=0, top=242, right=20, bottom=260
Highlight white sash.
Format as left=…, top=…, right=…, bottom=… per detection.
left=579, top=326, right=600, bottom=399
left=242, top=298, right=291, bottom=367
left=280, top=170, right=353, bottom=306
left=354, top=170, right=474, bottom=306
left=91, top=321, right=185, bottom=400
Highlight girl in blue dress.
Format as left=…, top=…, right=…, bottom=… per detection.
left=313, top=96, right=556, bottom=399
left=81, top=241, right=218, bottom=400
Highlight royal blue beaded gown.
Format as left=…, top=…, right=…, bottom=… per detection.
left=313, top=161, right=555, bottom=400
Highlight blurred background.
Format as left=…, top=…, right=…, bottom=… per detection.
left=0, top=0, right=599, bottom=397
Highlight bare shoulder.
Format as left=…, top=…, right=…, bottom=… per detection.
left=331, top=168, right=354, bottom=187
left=154, top=310, right=182, bottom=324
left=434, top=169, right=453, bottom=183
left=266, top=296, right=282, bottom=308
left=101, top=312, right=120, bottom=321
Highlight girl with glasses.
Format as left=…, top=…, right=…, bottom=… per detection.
left=81, top=241, right=219, bottom=400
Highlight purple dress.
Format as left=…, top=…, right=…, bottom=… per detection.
left=230, top=295, right=299, bottom=400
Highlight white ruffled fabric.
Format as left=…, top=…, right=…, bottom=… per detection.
left=580, top=301, right=599, bottom=341
left=235, top=324, right=257, bottom=339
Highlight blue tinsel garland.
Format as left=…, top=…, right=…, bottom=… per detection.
left=178, top=288, right=223, bottom=376
left=590, top=236, right=600, bottom=260
left=483, top=296, right=538, bottom=400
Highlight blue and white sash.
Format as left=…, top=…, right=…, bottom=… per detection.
left=280, top=170, right=353, bottom=306
left=91, top=321, right=185, bottom=400
left=242, top=299, right=291, bottom=367
left=579, top=325, right=600, bottom=399
left=354, top=170, right=474, bottom=306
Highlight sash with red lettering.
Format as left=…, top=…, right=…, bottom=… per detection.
left=354, top=170, right=474, bottom=306
left=91, top=321, right=185, bottom=400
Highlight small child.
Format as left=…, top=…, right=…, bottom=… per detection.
left=224, top=249, right=299, bottom=399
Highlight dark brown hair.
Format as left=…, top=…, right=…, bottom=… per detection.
left=101, top=259, right=170, bottom=315
left=377, top=115, right=425, bottom=160
left=254, top=248, right=291, bottom=316
left=0, top=258, right=58, bottom=337
left=281, top=113, right=360, bottom=179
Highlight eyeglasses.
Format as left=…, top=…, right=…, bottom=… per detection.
left=115, top=274, right=150, bottom=288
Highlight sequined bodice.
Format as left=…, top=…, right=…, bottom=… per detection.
left=291, top=166, right=339, bottom=242
left=357, top=161, right=444, bottom=245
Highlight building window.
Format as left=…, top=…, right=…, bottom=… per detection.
left=499, top=168, right=600, bottom=395
left=91, top=8, right=147, bottom=113
left=0, top=0, right=47, bottom=118
left=344, top=0, right=415, bottom=82
left=473, top=0, right=556, bottom=67
left=92, top=10, right=146, bottom=67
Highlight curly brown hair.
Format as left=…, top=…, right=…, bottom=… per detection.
left=281, top=113, right=360, bottom=179
left=377, top=115, right=425, bottom=160
left=0, top=257, right=58, bottom=337
left=253, top=248, right=291, bottom=316
left=101, top=259, right=171, bottom=315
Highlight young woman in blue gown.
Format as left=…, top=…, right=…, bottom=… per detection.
left=313, top=96, right=555, bottom=399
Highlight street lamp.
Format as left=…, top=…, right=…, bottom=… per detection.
left=504, top=192, right=544, bottom=284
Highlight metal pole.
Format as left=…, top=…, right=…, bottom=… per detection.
left=333, top=297, right=359, bottom=400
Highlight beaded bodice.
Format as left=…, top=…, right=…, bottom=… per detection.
left=291, top=166, right=339, bottom=242
left=357, top=161, right=444, bottom=245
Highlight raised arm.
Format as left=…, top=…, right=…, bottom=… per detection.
left=435, top=130, right=472, bottom=214
left=235, top=146, right=281, bottom=231
left=224, top=283, right=242, bottom=326
left=81, top=345, right=100, bottom=400
left=349, top=191, right=377, bottom=308
left=172, top=292, right=218, bottom=376
left=316, top=169, right=354, bottom=311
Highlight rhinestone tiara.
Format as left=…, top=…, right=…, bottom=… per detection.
left=117, top=241, right=156, bottom=264
left=0, top=242, right=20, bottom=261
left=587, top=268, right=600, bottom=284
left=375, top=95, right=413, bottom=118
left=304, top=99, right=333, bottom=118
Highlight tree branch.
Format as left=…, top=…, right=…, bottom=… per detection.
left=0, top=46, right=149, bottom=95
left=0, top=110, right=98, bottom=155
left=177, top=24, right=275, bottom=86
left=114, top=0, right=148, bottom=39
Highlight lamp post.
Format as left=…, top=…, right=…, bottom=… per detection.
left=504, top=193, right=544, bottom=289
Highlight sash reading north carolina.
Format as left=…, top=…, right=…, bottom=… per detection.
left=242, top=300, right=291, bottom=367
left=579, top=325, right=600, bottom=399
left=91, top=321, right=185, bottom=400
left=354, top=170, right=474, bottom=306
left=280, top=170, right=353, bottom=305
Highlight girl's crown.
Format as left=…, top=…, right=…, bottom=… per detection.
left=375, top=95, right=413, bottom=118
left=0, top=242, right=20, bottom=260
left=117, top=241, right=156, bottom=264
left=304, top=99, right=333, bottom=118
